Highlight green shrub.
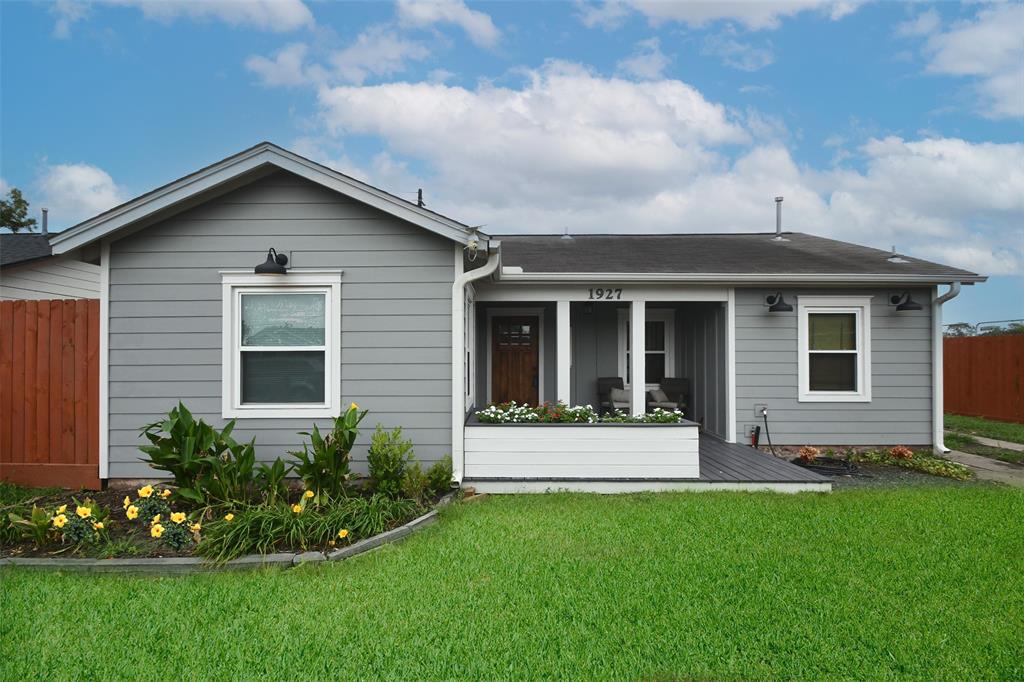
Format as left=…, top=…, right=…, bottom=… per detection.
left=6, top=505, right=53, bottom=548
left=256, top=458, right=292, bottom=506
left=367, top=425, right=414, bottom=497
left=289, top=404, right=368, bottom=501
left=197, top=494, right=417, bottom=563
left=426, top=455, right=453, bottom=496
left=401, top=462, right=430, bottom=504
left=57, top=498, right=110, bottom=546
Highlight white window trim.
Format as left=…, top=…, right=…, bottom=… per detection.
left=221, top=270, right=342, bottom=418
left=616, top=308, right=675, bottom=390
left=798, top=295, right=872, bottom=403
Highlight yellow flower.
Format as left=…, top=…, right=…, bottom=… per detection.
left=160, top=489, right=172, bottom=499
left=151, top=514, right=161, bottom=525
left=304, top=490, right=314, bottom=499
left=337, top=528, right=349, bottom=539
left=190, top=522, right=202, bottom=533
left=350, top=402, right=359, bottom=410
left=224, top=513, right=235, bottom=522
left=52, top=514, right=68, bottom=528
left=291, top=504, right=302, bottom=514
left=92, top=521, right=104, bottom=530
left=57, top=504, right=67, bottom=514
left=126, top=505, right=139, bottom=520
left=122, top=496, right=131, bottom=510
left=151, top=524, right=164, bottom=539
left=76, top=506, right=92, bottom=519
left=137, top=485, right=154, bottom=498
left=170, top=512, right=186, bottom=524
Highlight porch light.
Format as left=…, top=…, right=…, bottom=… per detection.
left=766, top=292, right=793, bottom=313
left=255, top=248, right=288, bottom=275
left=890, top=292, right=922, bottom=311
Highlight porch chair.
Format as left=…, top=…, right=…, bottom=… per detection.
left=596, top=377, right=630, bottom=414
left=647, top=377, right=690, bottom=416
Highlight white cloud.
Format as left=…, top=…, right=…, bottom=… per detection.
left=52, top=0, right=314, bottom=37
left=397, top=0, right=501, bottom=48
left=246, top=43, right=326, bottom=87
left=580, top=0, right=863, bottom=31
left=34, top=163, right=127, bottom=228
left=702, top=30, right=775, bottom=71
left=895, top=8, right=940, bottom=38
left=330, top=26, right=430, bottom=85
left=909, top=4, right=1024, bottom=119
left=617, top=38, right=670, bottom=80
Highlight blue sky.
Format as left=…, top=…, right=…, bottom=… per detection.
left=1, top=0, right=1021, bottom=325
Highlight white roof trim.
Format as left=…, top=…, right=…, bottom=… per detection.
left=495, top=271, right=985, bottom=284
left=49, top=143, right=481, bottom=254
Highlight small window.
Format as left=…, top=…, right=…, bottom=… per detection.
left=221, top=272, right=341, bottom=418
left=798, top=297, right=871, bottom=402
left=618, top=310, right=675, bottom=388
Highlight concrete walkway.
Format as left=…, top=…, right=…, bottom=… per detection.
left=945, top=430, right=1024, bottom=453
left=944, top=450, right=1024, bottom=488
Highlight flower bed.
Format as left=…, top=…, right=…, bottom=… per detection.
left=1, top=403, right=453, bottom=562
left=475, top=401, right=687, bottom=424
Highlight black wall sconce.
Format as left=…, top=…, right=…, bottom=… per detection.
left=766, top=292, right=793, bottom=313
left=890, top=292, right=922, bottom=311
left=255, top=248, right=288, bottom=275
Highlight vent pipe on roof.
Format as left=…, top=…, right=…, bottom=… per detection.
left=773, top=196, right=786, bottom=241
left=41, top=208, right=48, bottom=236
left=560, top=226, right=573, bottom=241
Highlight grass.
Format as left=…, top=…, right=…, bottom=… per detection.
left=2, top=488, right=1022, bottom=680
left=945, top=414, right=1024, bottom=445
left=944, top=433, right=1024, bottom=465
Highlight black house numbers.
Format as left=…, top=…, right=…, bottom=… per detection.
left=587, top=287, right=623, bottom=300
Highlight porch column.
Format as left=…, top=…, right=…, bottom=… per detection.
left=556, top=300, right=571, bottom=404
left=630, top=299, right=646, bottom=416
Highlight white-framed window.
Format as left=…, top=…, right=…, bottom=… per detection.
left=617, top=308, right=675, bottom=389
left=798, top=295, right=872, bottom=402
left=221, top=271, right=342, bottom=418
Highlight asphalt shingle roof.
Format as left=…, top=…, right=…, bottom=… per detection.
left=0, top=233, right=52, bottom=268
left=494, top=232, right=982, bottom=281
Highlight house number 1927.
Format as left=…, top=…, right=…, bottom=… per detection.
left=588, top=288, right=623, bottom=300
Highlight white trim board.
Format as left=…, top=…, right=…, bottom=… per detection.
left=466, top=480, right=832, bottom=494
left=98, top=241, right=110, bottom=479
left=616, top=307, right=676, bottom=391
left=49, top=143, right=483, bottom=254
left=485, top=307, right=546, bottom=405
left=476, top=282, right=729, bottom=302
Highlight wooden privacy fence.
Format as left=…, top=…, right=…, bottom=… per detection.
left=944, top=334, right=1024, bottom=424
left=0, top=299, right=101, bottom=489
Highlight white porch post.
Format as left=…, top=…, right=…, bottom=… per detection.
left=556, top=300, right=571, bottom=404
left=630, top=299, right=646, bottom=416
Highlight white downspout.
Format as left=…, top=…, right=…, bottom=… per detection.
left=451, top=243, right=500, bottom=486
left=932, top=282, right=961, bottom=454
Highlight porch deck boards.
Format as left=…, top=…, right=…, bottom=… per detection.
left=698, top=437, right=829, bottom=483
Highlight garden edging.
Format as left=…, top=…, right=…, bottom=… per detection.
left=0, top=492, right=456, bottom=574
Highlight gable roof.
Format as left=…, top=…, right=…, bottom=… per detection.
left=48, top=142, right=484, bottom=254
left=0, top=233, right=52, bottom=267
left=495, top=232, right=985, bottom=284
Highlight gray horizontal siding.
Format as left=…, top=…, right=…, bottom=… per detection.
left=734, top=287, right=934, bottom=446
left=107, top=170, right=455, bottom=476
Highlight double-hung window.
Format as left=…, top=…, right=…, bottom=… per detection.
left=798, top=296, right=872, bottom=402
left=617, top=309, right=675, bottom=389
left=221, top=271, right=342, bottom=418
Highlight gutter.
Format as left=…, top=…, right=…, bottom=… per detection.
left=932, top=282, right=961, bottom=454
left=451, top=243, right=501, bottom=486
left=496, top=271, right=986, bottom=284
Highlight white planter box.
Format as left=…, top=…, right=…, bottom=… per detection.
left=464, top=422, right=700, bottom=479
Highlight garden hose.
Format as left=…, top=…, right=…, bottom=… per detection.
left=761, top=411, right=778, bottom=458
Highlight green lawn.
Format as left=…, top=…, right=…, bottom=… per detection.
left=3, top=488, right=1023, bottom=680
left=945, top=413, right=1024, bottom=445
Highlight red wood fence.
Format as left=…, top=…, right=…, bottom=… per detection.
left=0, top=299, right=101, bottom=489
left=944, top=334, right=1024, bottom=424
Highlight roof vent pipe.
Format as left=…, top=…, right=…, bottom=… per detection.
left=773, top=196, right=786, bottom=241
left=560, top=226, right=573, bottom=241
left=41, top=208, right=48, bottom=236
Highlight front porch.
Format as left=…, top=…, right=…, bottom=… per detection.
left=464, top=433, right=832, bottom=493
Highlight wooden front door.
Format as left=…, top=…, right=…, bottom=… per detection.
left=491, top=315, right=539, bottom=405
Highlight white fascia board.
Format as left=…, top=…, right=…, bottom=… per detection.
left=495, top=272, right=986, bottom=284
left=50, top=144, right=479, bottom=254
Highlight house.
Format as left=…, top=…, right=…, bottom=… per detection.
left=32, top=142, right=984, bottom=493
left=0, top=232, right=101, bottom=300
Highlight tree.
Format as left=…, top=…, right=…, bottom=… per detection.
left=0, top=188, right=38, bottom=233
left=944, top=323, right=975, bottom=337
